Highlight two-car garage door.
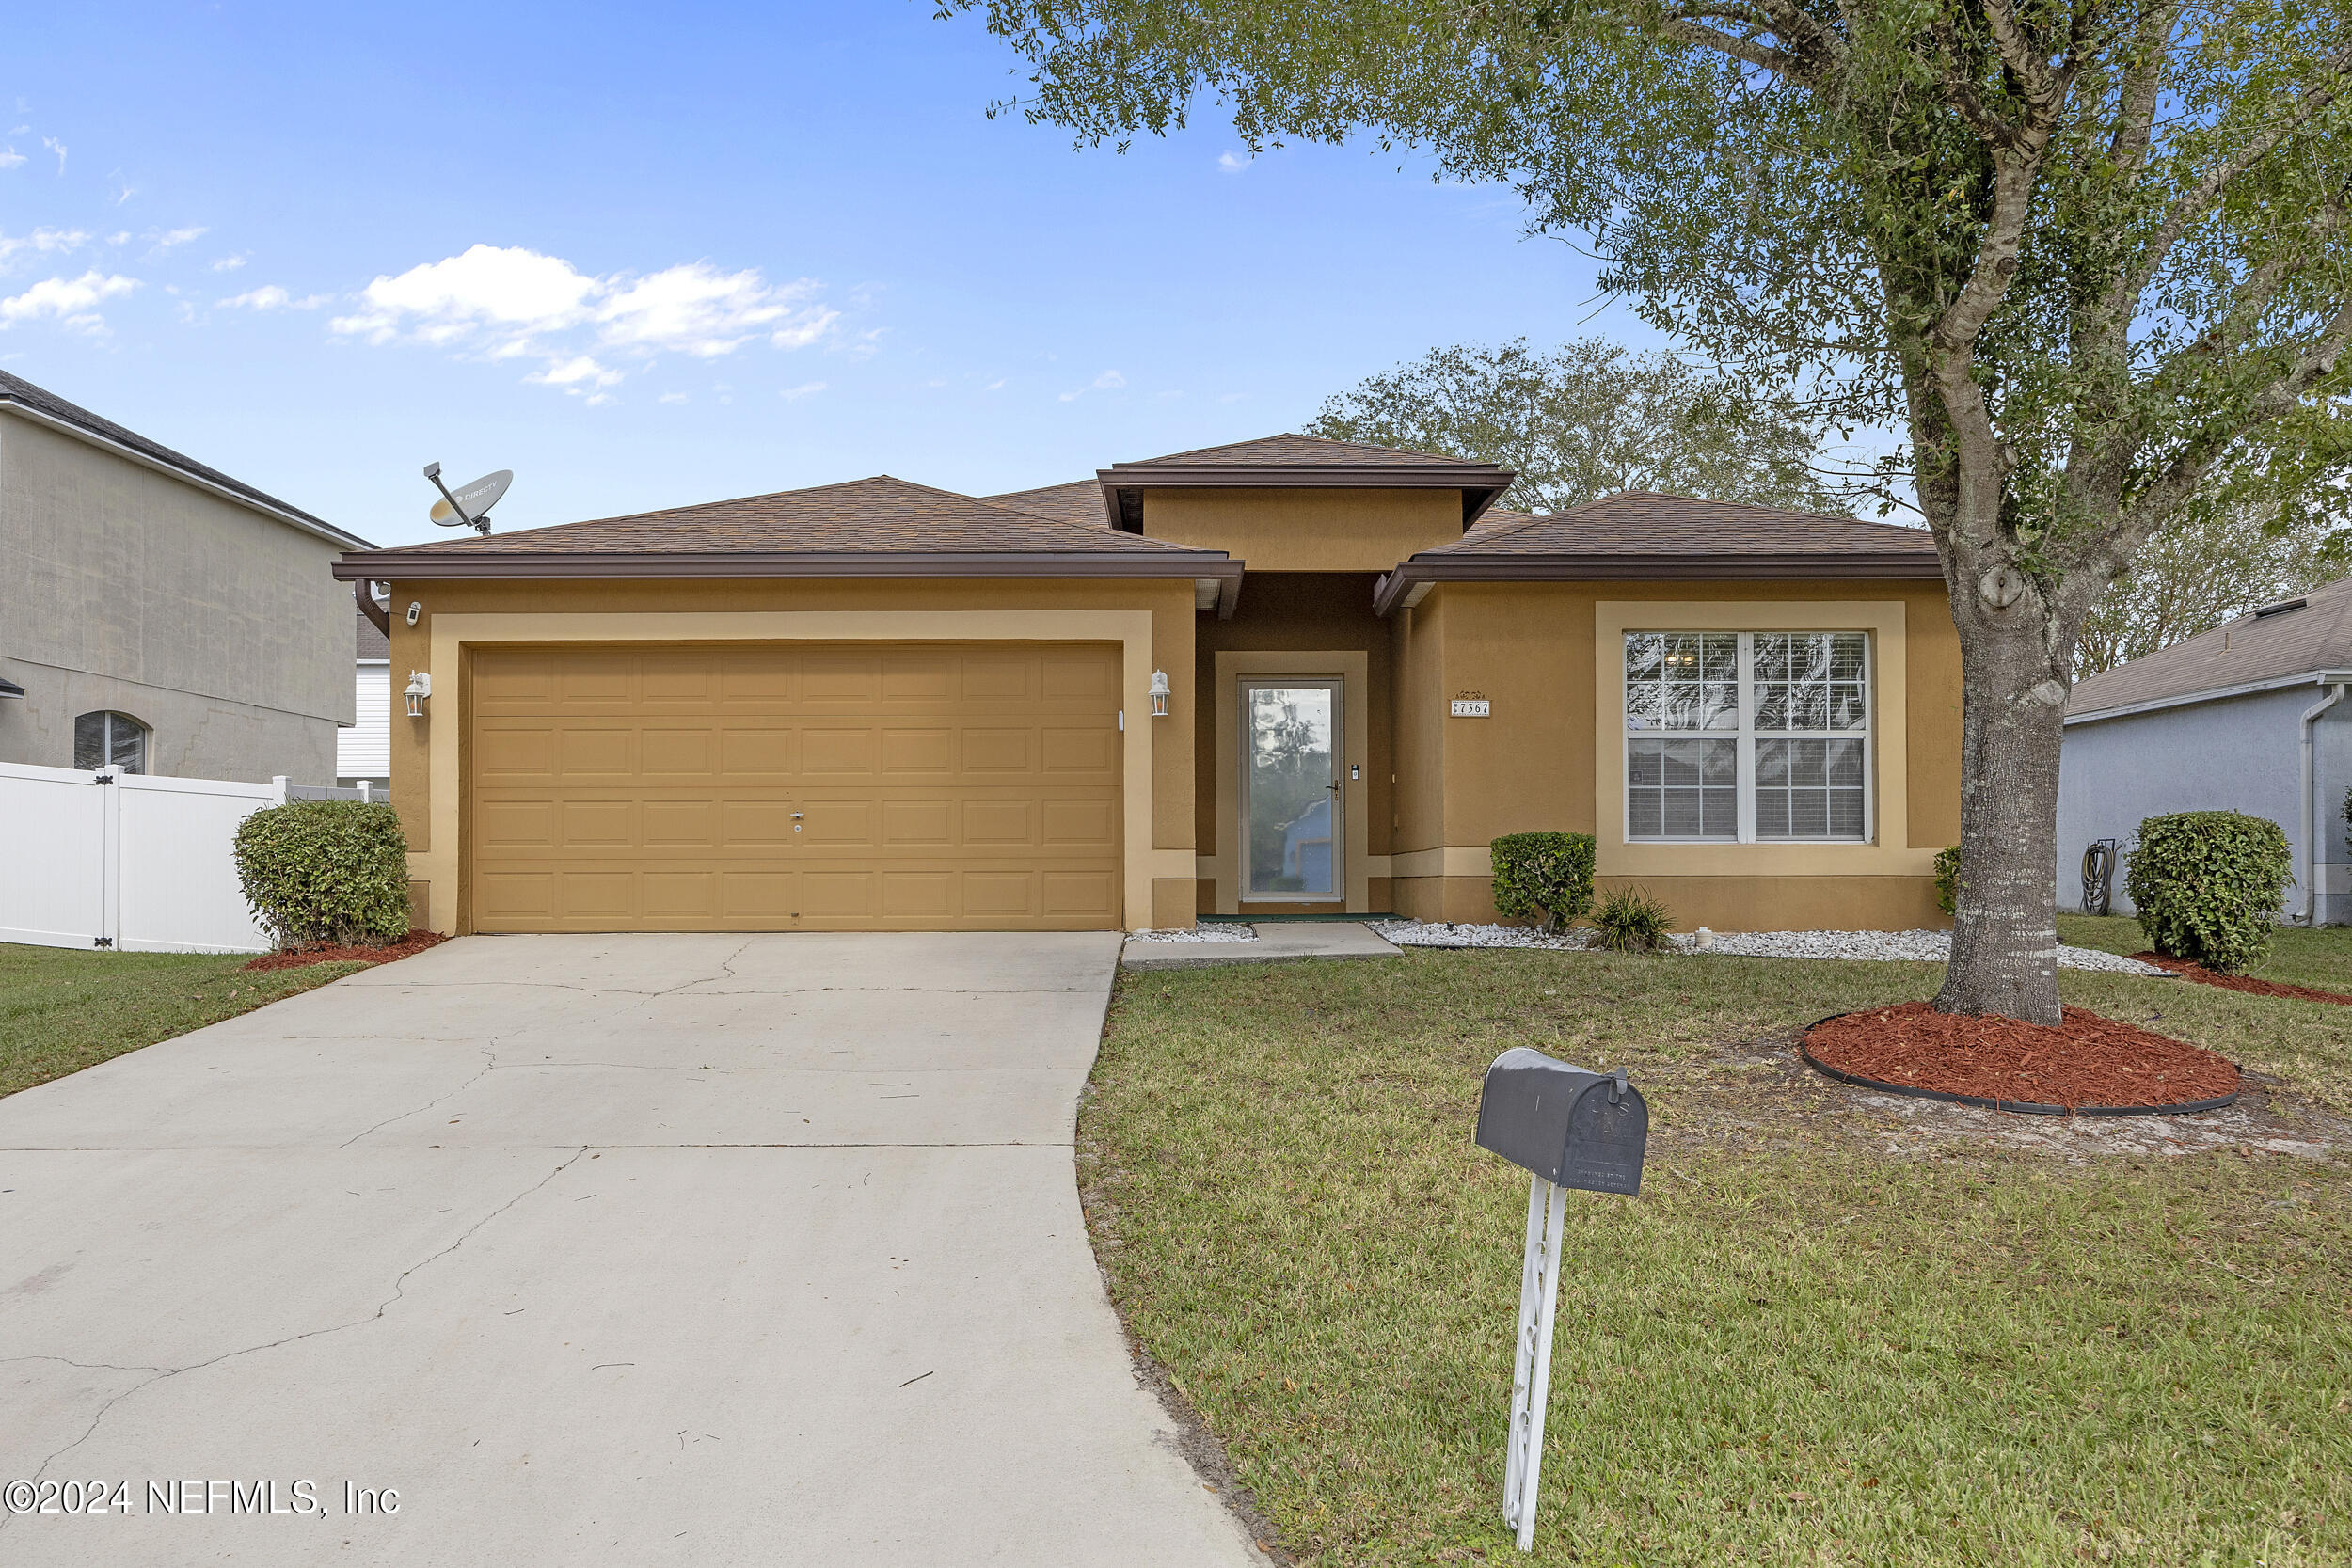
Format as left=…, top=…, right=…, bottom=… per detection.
left=468, top=642, right=1123, bottom=932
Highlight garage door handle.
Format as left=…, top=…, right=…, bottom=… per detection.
left=790, top=812, right=804, bottom=819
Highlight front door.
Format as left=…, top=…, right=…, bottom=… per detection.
left=1240, top=679, right=1343, bottom=904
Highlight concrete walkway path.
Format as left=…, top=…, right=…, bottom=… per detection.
left=1121, top=920, right=1403, bottom=970
left=0, top=934, right=1263, bottom=1567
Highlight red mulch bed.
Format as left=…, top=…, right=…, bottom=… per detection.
left=2130, top=952, right=2352, bottom=1007
left=1803, top=1001, right=2239, bottom=1111
left=244, top=929, right=449, bottom=973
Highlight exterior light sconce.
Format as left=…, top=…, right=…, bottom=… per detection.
left=404, top=671, right=432, bottom=719
left=1149, top=670, right=1170, bottom=718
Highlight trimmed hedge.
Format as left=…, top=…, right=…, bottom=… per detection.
left=233, top=800, right=411, bottom=950
left=1490, top=832, right=1597, bottom=930
left=2122, top=810, right=2293, bottom=974
left=1934, top=846, right=1961, bottom=916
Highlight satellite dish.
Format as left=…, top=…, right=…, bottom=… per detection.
left=422, top=464, right=512, bottom=534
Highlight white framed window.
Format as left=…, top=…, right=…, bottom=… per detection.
left=74, top=710, right=151, bottom=774
left=1623, top=632, right=1870, bottom=843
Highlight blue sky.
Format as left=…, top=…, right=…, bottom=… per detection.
left=2, top=2, right=1657, bottom=547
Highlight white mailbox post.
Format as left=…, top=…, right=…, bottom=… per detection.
left=1473, top=1048, right=1649, bottom=1552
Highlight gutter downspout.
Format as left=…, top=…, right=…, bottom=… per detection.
left=2301, top=680, right=2346, bottom=926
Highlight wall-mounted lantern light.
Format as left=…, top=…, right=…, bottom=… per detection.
left=1149, top=670, right=1170, bottom=718
left=404, top=670, right=432, bottom=719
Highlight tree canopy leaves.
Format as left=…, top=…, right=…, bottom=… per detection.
left=1307, top=338, right=1852, bottom=513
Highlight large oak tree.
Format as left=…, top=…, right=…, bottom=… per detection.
left=945, top=0, right=2352, bottom=1022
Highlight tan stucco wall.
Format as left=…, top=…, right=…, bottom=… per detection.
left=1386, top=578, right=1960, bottom=931
left=1141, top=488, right=1461, bottom=572
left=380, top=577, right=1198, bottom=934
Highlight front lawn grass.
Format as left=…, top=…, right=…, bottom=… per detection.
left=1086, top=950, right=2350, bottom=1565
left=0, top=942, right=366, bottom=1100
left=2061, top=911, right=2352, bottom=996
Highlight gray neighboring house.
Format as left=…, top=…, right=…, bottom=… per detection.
left=0, top=370, right=372, bottom=784
left=2058, top=574, right=2352, bottom=925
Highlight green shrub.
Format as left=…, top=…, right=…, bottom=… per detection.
left=233, top=800, right=411, bottom=950
left=1592, top=884, right=1676, bottom=953
left=1490, top=832, right=1597, bottom=931
left=1933, top=846, right=1961, bottom=916
left=2122, top=810, right=2293, bottom=974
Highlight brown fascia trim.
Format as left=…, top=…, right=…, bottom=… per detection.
left=1095, top=463, right=1516, bottom=532
left=1371, top=552, right=1947, bottom=615
left=331, top=549, right=1248, bottom=618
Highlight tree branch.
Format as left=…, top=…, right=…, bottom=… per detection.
left=1658, top=9, right=1819, bottom=84
left=2122, top=46, right=2352, bottom=304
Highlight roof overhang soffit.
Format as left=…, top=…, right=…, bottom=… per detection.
left=1370, top=553, right=1948, bottom=616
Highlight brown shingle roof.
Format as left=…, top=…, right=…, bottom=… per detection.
left=1096, top=432, right=1516, bottom=531
left=351, top=475, right=1198, bottom=558
left=354, top=596, right=389, bottom=660
left=1373, top=491, right=1942, bottom=614
left=1428, top=492, right=1938, bottom=559
left=330, top=474, right=1243, bottom=612
left=987, top=479, right=1107, bottom=528
left=2068, top=573, right=2352, bottom=719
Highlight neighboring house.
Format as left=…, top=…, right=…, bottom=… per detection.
left=0, top=371, right=370, bottom=783
left=329, top=435, right=1957, bottom=937
left=336, top=593, right=392, bottom=796
left=2059, top=575, right=2352, bottom=925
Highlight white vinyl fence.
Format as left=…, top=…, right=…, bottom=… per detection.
left=0, top=762, right=374, bottom=955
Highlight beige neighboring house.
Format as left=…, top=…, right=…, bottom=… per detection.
left=0, top=370, right=371, bottom=783
left=331, top=435, right=1959, bottom=937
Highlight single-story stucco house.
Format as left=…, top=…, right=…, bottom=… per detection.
left=328, top=435, right=1960, bottom=936
left=2059, top=574, right=2351, bottom=925
left=0, top=370, right=372, bottom=783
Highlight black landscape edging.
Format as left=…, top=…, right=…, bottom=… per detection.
left=1798, top=1014, right=2240, bottom=1117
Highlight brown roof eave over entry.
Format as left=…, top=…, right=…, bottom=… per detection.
left=1370, top=553, right=1948, bottom=616
left=332, top=549, right=1249, bottom=618
left=1095, top=464, right=1515, bottom=532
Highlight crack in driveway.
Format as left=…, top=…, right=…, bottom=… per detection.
left=0, top=1147, right=590, bottom=1518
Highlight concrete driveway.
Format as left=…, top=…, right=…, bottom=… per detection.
left=0, top=934, right=1263, bottom=1566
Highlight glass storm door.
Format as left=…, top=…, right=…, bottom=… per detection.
left=1241, top=680, right=1343, bottom=902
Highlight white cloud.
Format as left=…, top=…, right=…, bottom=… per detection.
left=983, top=378, right=1006, bottom=391
left=1061, top=368, right=1129, bottom=403
left=40, top=136, right=64, bottom=174
left=657, top=390, right=689, bottom=404
left=526, top=355, right=624, bottom=392
left=0, top=271, right=138, bottom=330
left=778, top=381, right=826, bottom=401
left=0, top=147, right=23, bottom=170
left=219, top=284, right=330, bottom=310
left=212, top=253, right=247, bottom=272
left=596, top=261, right=833, bottom=357
left=0, top=227, right=89, bottom=265
left=152, top=226, right=206, bottom=250
left=1217, top=150, right=1252, bottom=174
left=1219, top=391, right=1251, bottom=404
left=333, top=244, right=839, bottom=395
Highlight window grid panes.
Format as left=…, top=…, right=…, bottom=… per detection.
left=1623, top=633, right=1869, bottom=843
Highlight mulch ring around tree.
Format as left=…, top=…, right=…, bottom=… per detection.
left=2129, top=952, right=2352, bottom=1007
left=243, top=929, right=450, bottom=974
left=1802, top=1002, right=2240, bottom=1115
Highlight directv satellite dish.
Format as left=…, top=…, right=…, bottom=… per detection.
left=422, top=462, right=512, bottom=535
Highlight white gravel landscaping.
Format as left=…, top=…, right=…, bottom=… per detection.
left=1369, top=921, right=2171, bottom=975
left=1125, top=926, right=1259, bottom=943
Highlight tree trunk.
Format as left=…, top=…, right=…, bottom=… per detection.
left=1934, top=588, right=2070, bottom=1024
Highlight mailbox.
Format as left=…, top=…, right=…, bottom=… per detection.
left=1475, top=1047, right=1648, bottom=1196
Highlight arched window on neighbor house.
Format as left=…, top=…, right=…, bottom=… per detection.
left=74, top=710, right=151, bottom=774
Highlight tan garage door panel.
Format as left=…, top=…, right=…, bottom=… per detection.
left=469, top=643, right=1122, bottom=932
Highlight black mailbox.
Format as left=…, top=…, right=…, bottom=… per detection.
left=1475, top=1048, right=1648, bottom=1196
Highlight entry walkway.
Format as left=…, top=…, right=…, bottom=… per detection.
left=0, top=933, right=1263, bottom=1566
